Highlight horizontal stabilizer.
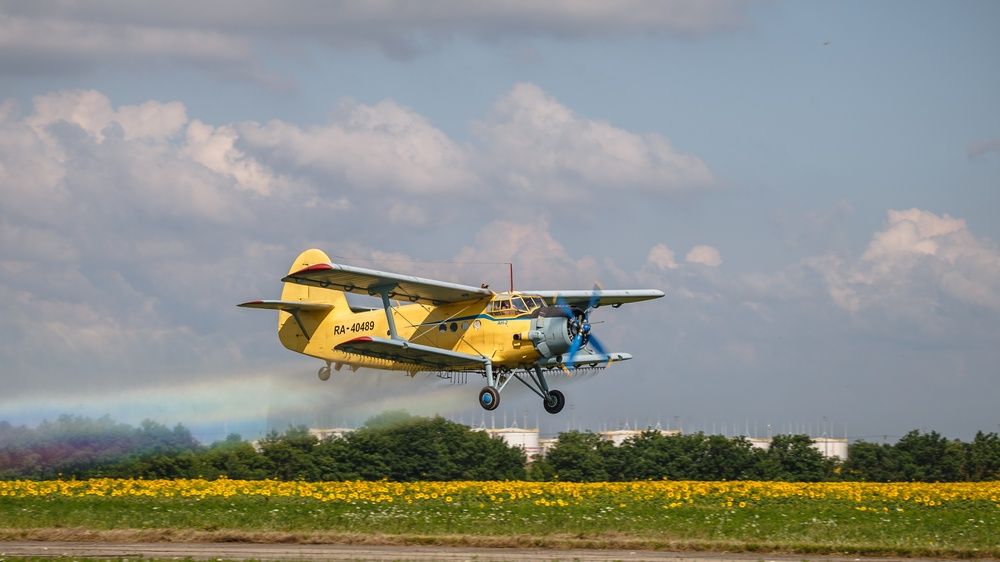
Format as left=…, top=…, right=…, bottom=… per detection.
left=336, top=336, right=485, bottom=370
left=237, top=300, right=334, bottom=313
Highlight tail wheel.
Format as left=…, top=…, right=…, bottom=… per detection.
left=478, top=387, right=500, bottom=411
left=317, top=365, right=331, bottom=381
left=543, top=389, right=565, bottom=414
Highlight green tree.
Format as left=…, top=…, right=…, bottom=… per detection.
left=893, top=430, right=965, bottom=482
left=200, top=434, right=268, bottom=479
left=258, top=426, right=320, bottom=480
left=344, top=416, right=524, bottom=481
left=545, top=431, right=610, bottom=482
left=967, top=431, right=1000, bottom=481
left=698, top=435, right=759, bottom=480
left=526, top=456, right=556, bottom=481
left=760, top=434, right=834, bottom=481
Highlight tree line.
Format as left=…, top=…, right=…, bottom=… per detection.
left=2, top=414, right=998, bottom=482
left=0, top=412, right=524, bottom=481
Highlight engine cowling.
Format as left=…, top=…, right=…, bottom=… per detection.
left=527, top=306, right=577, bottom=359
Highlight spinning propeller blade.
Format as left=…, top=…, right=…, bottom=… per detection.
left=566, top=333, right=584, bottom=363
left=556, top=295, right=575, bottom=319
left=563, top=284, right=610, bottom=370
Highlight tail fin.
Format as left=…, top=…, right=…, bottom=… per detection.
left=277, top=249, right=351, bottom=351
left=281, top=249, right=349, bottom=309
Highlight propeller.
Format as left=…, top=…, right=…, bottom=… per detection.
left=556, top=286, right=609, bottom=370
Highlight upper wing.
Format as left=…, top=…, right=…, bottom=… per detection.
left=336, top=336, right=485, bottom=370
left=237, top=300, right=334, bottom=312
left=282, top=263, right=493, bottom=306
left=532, top=289, right=664, bottom=308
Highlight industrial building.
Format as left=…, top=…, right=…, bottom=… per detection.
left=745, top=436, right=849, bottom=460
left=307, top=423, right=849, bottom=461
left=474, top=426, right=543, bottom=459
left=307, top=427, right=354, bottom=441
left=600, top=428, right=681, bottom=446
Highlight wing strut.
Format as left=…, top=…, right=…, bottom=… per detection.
left=371, top=283, right=400, bottom=340
left=288, top=310, right=313, bottom=340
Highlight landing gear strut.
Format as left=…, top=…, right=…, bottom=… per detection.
left=477, top=364, right=568, bottom=414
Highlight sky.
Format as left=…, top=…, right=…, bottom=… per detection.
left=1, top=0, right=998, bottom=443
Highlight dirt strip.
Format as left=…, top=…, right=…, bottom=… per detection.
left=0, top=540, right=950, bottom=562
left=0, top=529, right=993, bottom=560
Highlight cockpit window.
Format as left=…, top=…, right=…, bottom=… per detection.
left=491, top=295, right=545, bottom=315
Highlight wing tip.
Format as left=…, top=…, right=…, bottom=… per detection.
left=290, top=262, right=334, bottom=276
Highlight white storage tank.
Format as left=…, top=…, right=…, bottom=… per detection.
left=308, top=427, right=354, bottom=441
left=539, top=437, right=559, bottom=457
left=811, top=437, right=849, bottom=460
left=482, top=427, right=542, bottom=459
left=600, top=428, right=680, bottom=446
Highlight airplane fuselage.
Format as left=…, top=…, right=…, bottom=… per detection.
left=278, top=298, right=545, bottom=372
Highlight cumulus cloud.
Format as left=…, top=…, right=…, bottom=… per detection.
left=0, top=89, right=307, bottom=393
left=685, top=244, right=723, bottom=267
left=452, top=219, right=589, bottom=289
left=225, top=83, right=711, bottom=202
left=0, top=1, right=748, bottom=76
left=1, top=84, right=707, bottom=251
left=183, top=119, right=282, bottom=196
left=810, top=208, right=1000, bottom=317
left=238, top=99, right=476, bottom=195
left=26, top=89, right=187, bottom=142
left=475, top=83, right=713, bottom=198
left=646, top=243, right=679, bottom=270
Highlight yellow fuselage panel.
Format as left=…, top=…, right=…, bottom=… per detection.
left=278, top=299, right=542, bottom=370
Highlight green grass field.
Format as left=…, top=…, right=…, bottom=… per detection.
left=1, top=480, right=999, bottom=558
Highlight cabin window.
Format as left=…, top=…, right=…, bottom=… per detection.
left=438, top=323, right=447, bottom=332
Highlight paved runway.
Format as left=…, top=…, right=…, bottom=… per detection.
left=0, top=541, right=939, bottom=562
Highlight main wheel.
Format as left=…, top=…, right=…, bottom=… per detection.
left=478, top=386, right=500, bottom=410
left=543, top=389, right=565, bottom=414
left=317, top=365, right=331, bottom=381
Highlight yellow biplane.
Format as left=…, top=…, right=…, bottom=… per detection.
left=240, top=249, right=663, bottom=413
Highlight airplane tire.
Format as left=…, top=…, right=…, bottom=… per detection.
left=478, top=387, right=500, bottom=411
left=543, top=389, right=565, bottom=414
left=317, top=365, right=331, bottom=381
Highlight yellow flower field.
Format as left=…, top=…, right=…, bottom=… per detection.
left=2, top=479, right=998, bottom=556
left=2, top=478, right=999, bottom=509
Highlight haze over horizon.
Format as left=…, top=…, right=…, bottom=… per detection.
left=1, top=1, right=998, bottom=444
